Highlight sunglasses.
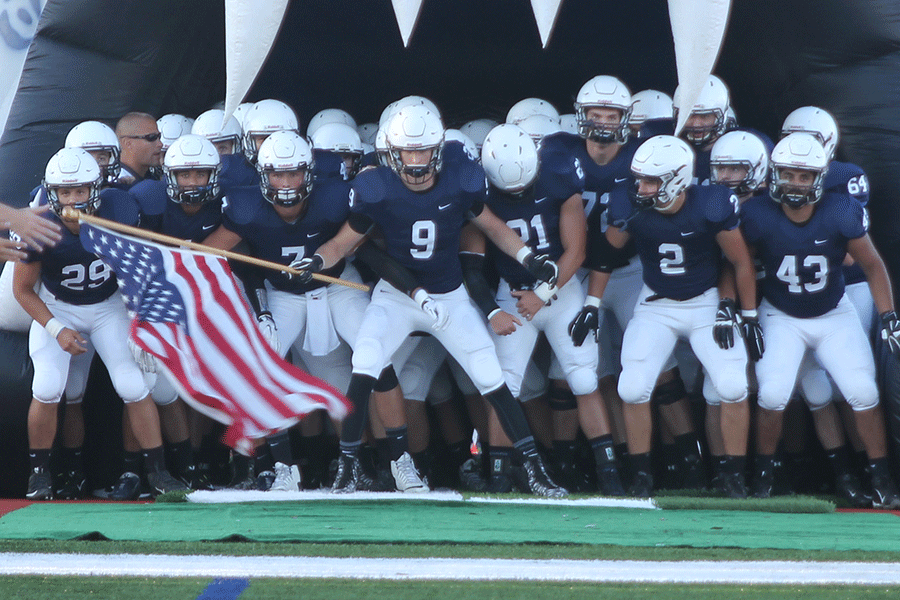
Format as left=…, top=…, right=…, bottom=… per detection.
left=122, top=132, right=161, bottom=142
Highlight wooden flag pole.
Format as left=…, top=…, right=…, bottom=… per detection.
left=63, top=208, right=371, bottom=292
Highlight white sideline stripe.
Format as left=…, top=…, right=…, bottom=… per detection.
left=186, top=489, right=657, bottom=509
left=2, top=554, right=900, bottom=584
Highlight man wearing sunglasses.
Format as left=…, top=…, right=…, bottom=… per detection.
left=114, top=112, right=163, bottom=189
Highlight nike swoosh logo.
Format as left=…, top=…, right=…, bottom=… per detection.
left=307, top=232, right=321, bottom=238
left=201, top=224, right=215, bottom=231
left=615, top=177, right=627, bottom=183
left=535, top=197, right=548, bottom=203
left=814, top=239, right=827, bottom=245
left=680, top=231, right=694, bottom=237
left=438, top=203, right=452, bottom=210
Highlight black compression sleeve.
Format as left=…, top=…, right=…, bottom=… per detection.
left=354, top=240, right=421, bottom=296
left=460, top=251, right=499, bottom=317
left=229, top=259, right=266, bottom=314
left=348, top=212, right=374, bottom=234
left=465, top=200, right=485, bottom=220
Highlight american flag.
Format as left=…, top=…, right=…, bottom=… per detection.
left=80, top=221, right=351, bottom=455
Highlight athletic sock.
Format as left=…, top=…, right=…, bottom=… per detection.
left=589, top=434, right=616, bottom=467
left=167, top=439, right=194, bottom=475
left=340, top=374, right=377, bottom=445
left=384, top=426, right=409, bottom=461
left=142, top=445, right=166, bottom=475
left=123, top=450, right=142, bottom=475
left=266, top=430, right=294, bottom=466
left=483, top=385, right=533, bottom=443
left=29, top=448, right=51, bottom=472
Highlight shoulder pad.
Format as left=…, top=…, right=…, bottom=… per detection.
left=351, top=168, right=389, bottom=206
left=701, top=184, right=740, bottom=222
left=222, top=185, right=265, bottom=226
left=313, top=178, right=352, bottom=220
left=458, top=160, right=488, bottom=194
left=99, top=188, right=141, bottom=226
left=129, top=179, right=169, bottom=216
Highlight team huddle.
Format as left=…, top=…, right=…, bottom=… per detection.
left=11, top=73, right=900, bottom=509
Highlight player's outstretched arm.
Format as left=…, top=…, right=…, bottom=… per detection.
left=605, top=224, right=630, bottom=249
left=459, top=223, right=519, bottom=335
left=555, top=193, right=587, bottom=289
left=1, top=204, right=62, bottom=250
left=849, top=233, right=895, bottom=315
left=316, top=220, right=368, bottom=270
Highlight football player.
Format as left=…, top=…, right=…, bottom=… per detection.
left=471, top=123, right=626, bottom=495
left=191, top=109, right=243, bottom=156
left=740, top=133, right=900, bottom=509
left=306, top=104, right=566, bottom=497
left=604, top=135, right=758, bottom=498
left=12, top=148, right=187, bottom=500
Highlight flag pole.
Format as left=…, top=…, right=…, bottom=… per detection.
left=63, top=208, right=371, bottom=292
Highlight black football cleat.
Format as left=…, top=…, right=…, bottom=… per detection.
left=26, top=467, right=53, bottom=501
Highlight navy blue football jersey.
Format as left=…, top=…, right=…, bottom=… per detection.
left=740, top=191, right=868, bottom=318
left=349, top=159, right=487, bottom=294
left=608, top=184, right=740, bottom=300
left=221, top=179, right=351, bottom=293
left=219, top=154, right=258, bottom=191
left=825, top=160, right=869, bottom=285
left=130, top=179, right=224, bottom=242
left=24, top=188, right=140, bottom=305
left=485, top=146, right=583, bottom=287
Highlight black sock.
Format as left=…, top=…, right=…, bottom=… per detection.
left=483, top=385, right=533, bottom=443
left=123, top=450, right=142, bottom=475
left=384, top=426, right=409, bottom=461
left=629, top=452, right=652, bottom=476
left=755, top=453, right=776, bottom=473
left=674, top=432, right=701, bottom=459
left=61, top=446, right=84, bottom=473
left=29, top=449, right=51, bottom=472
left=266, top=431, right=294, bottom=466
left=868, top=457, right=891, bottom=480
left=553, top=440, right=577, bottom=466
left=340, top=374, right=377, bottom=445
left=719, top=455, right=746, bottom=477
left=254, top=445, right=274, bottom=474
left=490, top=447, right=513, bottom=476
left=614, top=442, right=629, bottom=463
left=167, top=439, right=194, bottom=475
left=142, top=445, right=166, bottom=475
left=589, top=434, right=616, bottom=467
left=826, top=445, right=852, bottom=476
left=446, top=439, right=470, bottom=469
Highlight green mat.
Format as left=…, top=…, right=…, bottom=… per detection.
left=1, top=501, right=898, bottom=551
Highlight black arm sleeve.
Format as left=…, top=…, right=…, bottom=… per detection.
left=353, top=240, right=421, bottom=296
left=229, top=258, right=267, bottom=314
left=465, top=200, right=485, bottom=221
left=348, top=212, right=375, bottom=234
left=460, top=251, right=499, bottom=317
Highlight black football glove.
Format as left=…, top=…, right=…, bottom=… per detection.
left=880, top=311, right=900, bottom=356
left=713, top=298, right=739, bottom=350
left=523, top=252, right=559, bottom=287
left=289, top=254, right=324, bottom=284
left=568, top=304, right=600, bottom=347
left=740, top=311, right=765, bottom=362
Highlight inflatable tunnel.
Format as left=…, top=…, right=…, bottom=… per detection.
left=2, top=0, right=900, bottom=492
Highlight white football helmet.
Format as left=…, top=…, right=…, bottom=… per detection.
left=256, top=130, right=315, bottom=207
left=157, top=114, right=194, bottom=151
left=162, top=134, right=221, bottom=205
left=459, top=118, right=499, bottom=150
left=385, top=105, right=445, bottom=179
left=481, top=124, right=539, bottom=196
left=43, top=148, right=103, bottom=217
left=725, top=106, right=738, bottom=131
left=630, top=135, right=695, bottom=212
left=310, top=122, right=364, bottom=178
left=444, top=128, right=479, bottom=161
left=781, top=106, right=839, bottom=161
left=516, top=114, right=562, bottom=144
left=629, top=90, right=673, bottom=129
left=232, top=102, right=255, bottom=129
left=559, top=114, right=578, bottom=135
left=64, top=120, right=121, bottom=183
left=379, top=96, right=441, bottom=130
left=375, top=123, right=390, bottom=167
left=710, top=131, right=770, bottom=197
left=192, top=109, right=243, bottom=155
left=242, top=99, right=300, bottom=163
left=357, top=122, right=379, bottom=146
left=675, top=75, right=730, bottom=147
left=307, top=108, right=357, bottom=139
left=769, top=133, right=828, bottom=208
left=574, top=75, right=632, bottom=144
left=506, top=98, right=560, bottom=126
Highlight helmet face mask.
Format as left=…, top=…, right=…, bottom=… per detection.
left=769, top=133, right=828, bottom=209
left=192, top=109, right=243, bottom=156
left=256, top=130, right=315, bottom=208
left=629, top=135, right=695, bottom=212
left=710, top=131, right=769, bottom=197
left=574, top=76, right=632, bottom=144
left=385, top=105, right=444, bottom=183
left=675, top=75, right=730, bottom=147
left=44, top=148, right=103, bottom=218
left=310, top=122, right=364, bottom=179
left=162, top=135, right=222, bottom=206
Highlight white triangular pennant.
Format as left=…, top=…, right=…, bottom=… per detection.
left=668, top=0, right=732, bottom=136
left=391, top=0, right=425, bottom=47
left=222, top=0, right=291, bottom=128
left=530, top=0, right=564, bottom=48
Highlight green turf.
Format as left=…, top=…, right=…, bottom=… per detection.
left=1, top=576, right=899, bottom=600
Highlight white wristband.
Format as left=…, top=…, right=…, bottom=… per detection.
left=584, top=295, right=601, bottom=309
left=413, top=288, right=430, bottom=308
left=533, top=281, right=557, bottom=303
left=487, top=308, right=503, bottom=320
left=515, top=246, right=533, bottom=266
left=741, top=309, right=758, bottom=319
left=45, top=318, right=65, bottom=339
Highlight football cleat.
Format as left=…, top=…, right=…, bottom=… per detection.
left=179, top=464, right=214, bottom=491
left=596, top=465, right=627, bottom=497
left=523, top=456, right=568, bottom=498
left=680, top=454, right=707, bottom=490
left=870, top=476, right=900, bottom=510
left=269, top=462, right=302, bottom=492
left=26, top=467, right=53, bottom=501
left=332, top=453, right=366, bottom=494
left=718, top=471, right=749, bottom=499
left=55, top=469, right=87, bottom=500
left=147, top=470, right=190, bottom=496
left=487, top=455, right=514, bottom=493
left=458, top=457, right=488, bottom=492
left=629, top=471, right=653, bottom=499
left=835, top=472, right=872, bottom=508
left=95, top=471, right=142, bottom=501
left=390, top=452, right=430, bottom=493
left=255, top=470, right=276, bottom=491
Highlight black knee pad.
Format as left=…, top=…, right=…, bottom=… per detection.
left=373, top=365, right=399, bottom=392
left=548, top=385, right=577, bottom=411
left=651, top=373, right=687, bottom=406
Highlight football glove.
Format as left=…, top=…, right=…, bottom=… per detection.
left=713, top=298, right=739, bottom=350
left=740, top=310, right=765, bottom=362
left=289, top=254, right=324, bottom=284
left=414, top=289, right=450, bottom=331
left=568, top=297, right=601, bottom=347
left=880, top=311, right=900, bottom=355
left=523, top=252, right=559, bottom=287
left=127, top=337, right=157, bottom=373
left=257, top=311, right=280, bottom=353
